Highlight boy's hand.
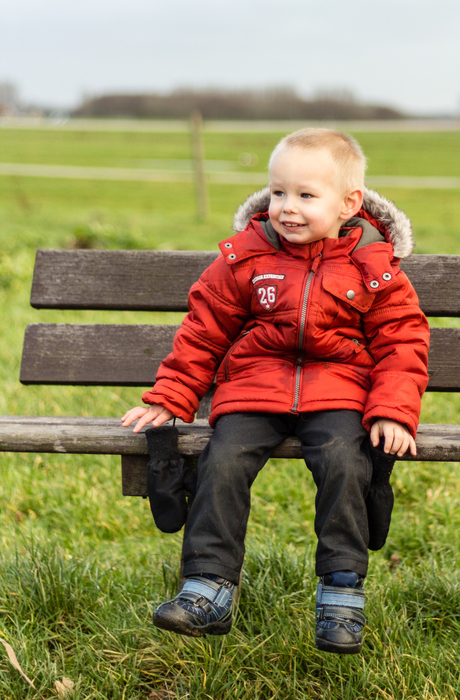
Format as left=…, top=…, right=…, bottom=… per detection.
left=121, top=404, right=174, bottom=433
left=370, top=419, right=417, bottom=457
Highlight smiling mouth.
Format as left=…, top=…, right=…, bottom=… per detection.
left=281, top=222, right=305, bottom=228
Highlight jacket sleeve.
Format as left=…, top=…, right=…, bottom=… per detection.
left=362, top=268, right=430, bottom=438
left=142, top=255, right=249, bottom=422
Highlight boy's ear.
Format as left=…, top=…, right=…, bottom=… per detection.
left=340, top=189, right=363, bottom=220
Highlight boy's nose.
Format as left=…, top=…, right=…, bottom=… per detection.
left=282, top=198, right=298, bottom=214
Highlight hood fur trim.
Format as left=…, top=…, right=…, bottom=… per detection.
left=233, top=186, right=414, bottom=259
left=233, top=187, right=270, bottom=234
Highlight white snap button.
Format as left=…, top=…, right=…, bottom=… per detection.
left=346, top=290, right=355, bottom=300
left=224, top=242, right=232, bottom=249
left=229, top=254, right=236, bottom=260
left=382, top=272, right=392, bottom=281
left=370, top=280, right=379, bottom=289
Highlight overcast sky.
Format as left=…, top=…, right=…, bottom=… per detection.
left=1, top=0, right=459, bottom=115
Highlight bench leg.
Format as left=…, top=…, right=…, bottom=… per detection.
left=121, top=454, right=149, bottom=496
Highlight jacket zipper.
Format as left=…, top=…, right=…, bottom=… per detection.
left=224, top=331, right=249, bottom=382
left=291, top=255, right=321, bottom=413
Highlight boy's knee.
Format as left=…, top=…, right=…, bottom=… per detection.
left=198, top=447, right=254, bottom=487
left=314, top=442, right=371, bottom=492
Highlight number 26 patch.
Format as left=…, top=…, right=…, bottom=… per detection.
left=256, top=284, right=278, bottom=310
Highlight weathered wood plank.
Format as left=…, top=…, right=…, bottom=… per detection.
left=19, top=324, right=460, bottom=390
left=30, top=250, right=460, bottom=316
left=0, top=417, right=458, bottom=464
left=425, top=327, right=460, bottom=391
left=20, top=323, right=179, bottom=385
left=120, top=454, right=200, bottom=496
left=31, top=249, right=218, bottom=311
left=400, top=255, right=460, bottom=317
left=0, top=416, right=211, bottom=454
left=122, top=454, right=151, bottom=496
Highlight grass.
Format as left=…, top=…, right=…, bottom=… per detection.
left=1, top=127, right=460, bottom=177
left=0, top=125, right=459, bottom=698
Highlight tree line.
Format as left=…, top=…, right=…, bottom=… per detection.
left=73, top=87, right=406, bottom=120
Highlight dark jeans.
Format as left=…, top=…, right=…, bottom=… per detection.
left=182, top=410, right=374, bottom=584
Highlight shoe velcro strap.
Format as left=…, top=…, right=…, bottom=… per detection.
left=321, top=605, right=366, bottom=627
left=182, top=578, right=232, bottom=608
left=317, top=584, right=365, bottom=609
left=214, top=587, right=233, bottom=607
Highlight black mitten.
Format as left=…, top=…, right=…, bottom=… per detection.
left=145, top=426, right=197, bottom=534
left=366, top=439, right=396, bottom=551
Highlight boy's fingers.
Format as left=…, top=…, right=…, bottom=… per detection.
left=121, top=410, right=139, bottom=426
left=122, top=404, right=174, bottom=433
left=396, top=435, right=409, bottom=456
left=152, top=411, right=172, bottom=427
left=383, top=431, right=395, bottom=454
left=132, top=407, right=174, bottom=432
left=396, top=433, right=417, bottom=457
left=369, top=423, right=381, bottom=446
left=371, top=420, right=415, bottom=457
left=121, top=407, right=147, bottom=426
left=396, top=432, right=414, bottom=457
left=132, top=413, right=154, bottom=433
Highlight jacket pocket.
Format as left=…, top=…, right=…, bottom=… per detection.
left=218, top=331, right=251, bottom=383
left=321, top=273, right=374, bottom=313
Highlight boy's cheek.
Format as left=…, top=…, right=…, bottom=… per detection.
left=268, top=200, right=278, bottom=220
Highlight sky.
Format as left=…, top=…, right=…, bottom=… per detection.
left=1, top=0, right=460, bottom=116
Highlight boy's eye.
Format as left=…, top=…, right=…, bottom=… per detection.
left=272, top=190, right=284, bottom=197
left=301, top=193, right=312, bottom=199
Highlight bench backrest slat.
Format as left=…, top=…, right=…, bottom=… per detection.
left=20, top=323, right=178, bottom=385
left=31, top=249, right=218, bottom=311
left=20, top=324, right=460, bottom=391
left=30, top=250, right=460, bottom=317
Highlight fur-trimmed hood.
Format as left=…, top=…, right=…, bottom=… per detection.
left=233, top=186, right=414, bottom=259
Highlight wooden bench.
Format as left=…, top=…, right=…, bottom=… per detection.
left=1, top=249, right=460, bottom=496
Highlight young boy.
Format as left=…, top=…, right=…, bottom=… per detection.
left=122, top=128, right=430, bottom=654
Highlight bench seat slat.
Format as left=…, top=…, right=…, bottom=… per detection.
left=0, top=416, right=210, bottom=455
left=20, top=323, right=460, bottom=390
left=30, top=250, right=460, bottom=316
left=0, top=416, right=458, bottom=464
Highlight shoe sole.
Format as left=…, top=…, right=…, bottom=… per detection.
left=153, top=610, right=232, bottom=638
left=315, top=636, right=362, bottom=655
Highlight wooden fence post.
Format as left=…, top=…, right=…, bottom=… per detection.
left=190, top=110, right=209, bottom=221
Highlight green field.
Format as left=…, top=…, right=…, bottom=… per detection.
left=0, top=125, right=460, bottom=698
left=2, top=127, right=460, bottom=176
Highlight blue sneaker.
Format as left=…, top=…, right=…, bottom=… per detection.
left=315, top=571, right=366, bottom=654
left=153, top=575, right=234, bottom=637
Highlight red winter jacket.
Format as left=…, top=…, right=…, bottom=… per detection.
left=142, top=187, right=430, bottom=438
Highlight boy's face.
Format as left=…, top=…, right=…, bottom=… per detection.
left=269, top=146, right=355, bottom=245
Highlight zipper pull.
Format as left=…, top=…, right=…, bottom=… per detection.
left=311, top=252, right=322, bottom=272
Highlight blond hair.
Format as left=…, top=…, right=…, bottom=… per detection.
left=269, top=128, right=367, bottom=193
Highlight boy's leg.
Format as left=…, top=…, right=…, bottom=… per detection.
left=296, top=409, right=371, bottom=577
left=153, top=412, right=293, bottom=637
left=182, top=412, right=293, bottom=582
left=296, top=409, right=371, bottom=654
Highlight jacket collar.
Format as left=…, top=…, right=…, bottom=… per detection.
left=232, top=186, right=414, bottom=259
left=219, top=214, right=279, bottom=264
